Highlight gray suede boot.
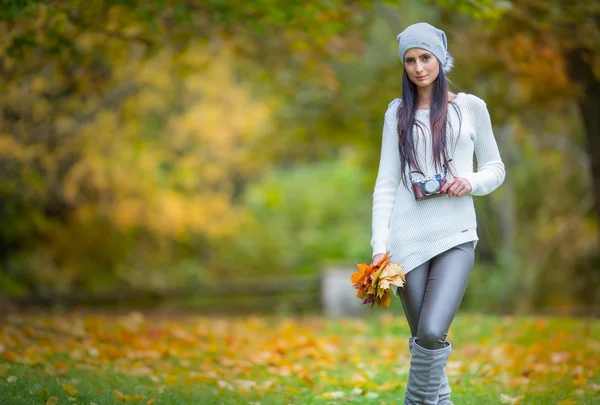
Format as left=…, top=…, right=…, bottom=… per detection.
left=405, top=338, right=452, bottom=405
left=408, top=337, right=453, bottom=405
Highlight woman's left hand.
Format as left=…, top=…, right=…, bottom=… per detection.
left=441, top=177, right=473, bottom=197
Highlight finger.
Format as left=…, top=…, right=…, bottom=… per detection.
left=458, top=182, right=471, bottom=196
left=455, top=185, right=467, bottom=197
left=448, top=182, right=462, bottom=196
left=442, top=178, right=454, bottom=191
left=441, top=178, right=455, bottom=193
left=454, top=181, right=466, bottom=192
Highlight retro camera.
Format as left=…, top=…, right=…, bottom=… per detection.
left=409, top=161, right=451, bottom=201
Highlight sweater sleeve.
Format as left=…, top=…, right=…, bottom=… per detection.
left=371, top=99, right=402, bottom=258
left=463, top=100, right=506, bottom=196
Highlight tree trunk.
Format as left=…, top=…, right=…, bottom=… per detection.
left=497, top=123, right=520, bottom=311
left=564, top=47, right=600, bottom=243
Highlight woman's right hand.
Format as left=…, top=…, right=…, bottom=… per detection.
left=372, top=253, right=385, bottom=265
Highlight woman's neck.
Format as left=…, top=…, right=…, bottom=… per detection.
left=417, top=87, right=433, bottom=109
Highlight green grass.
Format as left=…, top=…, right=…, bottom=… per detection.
left=0, top=311, right=598, bottom=404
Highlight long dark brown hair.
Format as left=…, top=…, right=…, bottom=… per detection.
left=395, top=63, right=461, bottom=189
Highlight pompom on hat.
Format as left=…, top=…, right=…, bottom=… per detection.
left=396, top=22, right=454, bottom=74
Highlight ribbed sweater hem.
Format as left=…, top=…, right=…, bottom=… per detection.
left=397, top=229, right=479, bottom=274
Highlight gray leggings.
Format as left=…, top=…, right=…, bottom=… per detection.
left=398, top=241, right=475, bottom=350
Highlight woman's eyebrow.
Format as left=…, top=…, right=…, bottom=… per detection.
left=405, top=52, right=432, bottom=61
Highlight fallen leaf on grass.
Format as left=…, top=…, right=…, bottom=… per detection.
left=302, top=374, right=315, bottom=386
left=3, top=312, right=599, bottom=403
left=319, top=391, right=345, bottom=399
left=114, top=390, right=145, bottom=402
left=377, top=381, right=403, bottom=391
left=164, top=375, right=179, bottom=384
left=500, top=393, right=523, bottom=404
left=45, top=397, right=58, bottom=405
left=60, top=382, right=77, bottom=396
left=184, top=375, right=212, bottom=386
left=217, top=380, right=234, bottom=390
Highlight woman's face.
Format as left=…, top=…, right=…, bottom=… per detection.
left=403, top=48, right=440, bottom=89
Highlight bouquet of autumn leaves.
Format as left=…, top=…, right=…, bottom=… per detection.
left=350, top=251, right=406, bottom=308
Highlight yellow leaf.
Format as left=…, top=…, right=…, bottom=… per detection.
left=61, top=383, right=77, bottom=396
left=165, top=374, right=179, bottom=384
left=367, top=283, right=376, bottom=295
left=114, top=390, right=124, bottom=402
left=319, top=391, right=345, bottom=399
left=303, top=374, right=315, bottom=386
left=377, top=381, right=403, bottom=391
left=573, top=374, right=587, bottom=386
left=147, top=397, right=157, bottom=405
left=379, top=293, right=391, bottom=308
left=184, top=375, right=212, bottom=386
left=379, top=264, right=406, bottom=288
left=499, top=394, right=523, bottom=404
left=45, top=397, right=58, bottom=405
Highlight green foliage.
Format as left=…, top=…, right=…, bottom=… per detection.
left=424, top=0, right=512, bottom=20
left=233, top=157, right=373, bottom=277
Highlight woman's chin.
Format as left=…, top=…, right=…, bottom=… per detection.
left=414, top=80, right=433, bottom=88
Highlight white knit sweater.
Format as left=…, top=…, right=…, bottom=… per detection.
left=371, top=92, right=505, bottom=274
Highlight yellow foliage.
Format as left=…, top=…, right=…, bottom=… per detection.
left=0, top=135, right=26, bottom=157
left=33, top=41, right=274, bottom=241
left=164, top=375, right=179, bottom=384
left=0, top=15, right=280, bottom=284
left=112, top=199, right=145, bottom=230
left=60, top=382, right=77, bottom=396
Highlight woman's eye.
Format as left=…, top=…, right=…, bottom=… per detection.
left=422, top=55, right=430, bottom=61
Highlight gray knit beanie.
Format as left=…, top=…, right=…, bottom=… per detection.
left=396, top=22, right=454, bottom=74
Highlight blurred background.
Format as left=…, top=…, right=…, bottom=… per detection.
left=0, top=0, right=598, bottom=316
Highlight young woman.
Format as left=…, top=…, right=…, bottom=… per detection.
left=370, top=22, right=505, bottom=404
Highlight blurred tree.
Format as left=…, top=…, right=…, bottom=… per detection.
left=0, top=40, right=275, bottom=294
left=460, top=0, right=599, bottom=311
left=496, top=0, right=600, bottom=240
left=432, top=0, right=599, bottom=311
left=0, top=0, right=374, bottom=295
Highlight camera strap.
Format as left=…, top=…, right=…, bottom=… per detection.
left=407, top=159, right=452, bottom=183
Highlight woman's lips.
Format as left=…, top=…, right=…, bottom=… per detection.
left=416, top=75, right=428, bottom=81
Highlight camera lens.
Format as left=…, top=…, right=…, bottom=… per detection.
left=424, top=179, right=440, bottom=194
